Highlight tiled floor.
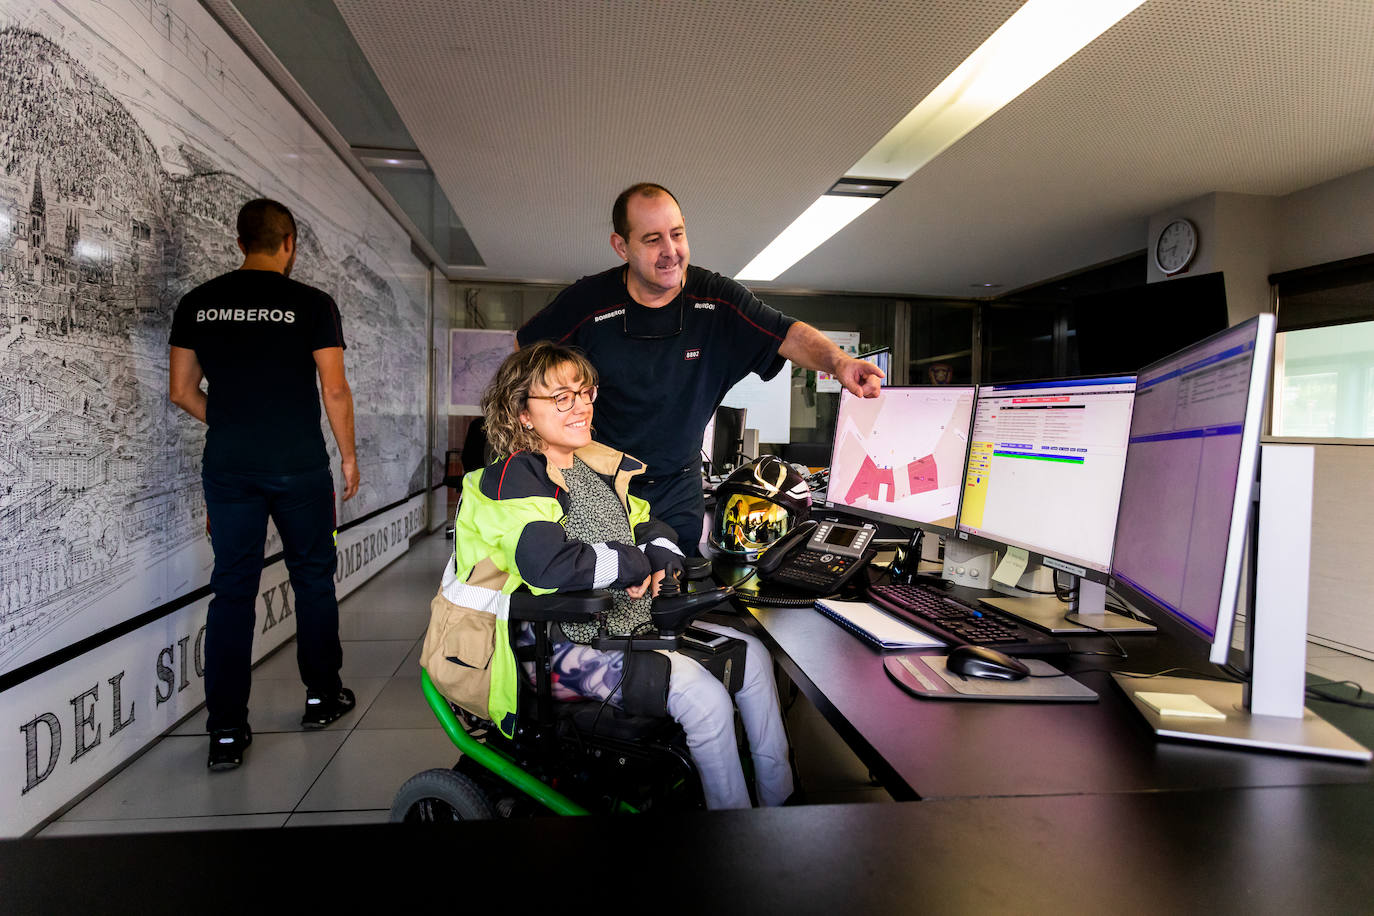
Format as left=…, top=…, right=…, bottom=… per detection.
left=40, top=530, right=1374, bottom=835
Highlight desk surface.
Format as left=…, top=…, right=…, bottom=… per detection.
left=5, top=785, right=1373, bottom=914
left=735, top=595, right=1373, bottom=801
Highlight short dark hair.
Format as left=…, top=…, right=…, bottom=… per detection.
left=612, top=183, right=679, bottom=239
left=236, top=198, right=297, bottom=254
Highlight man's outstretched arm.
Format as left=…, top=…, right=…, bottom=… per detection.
left=777, top=321, right=884, bottom=398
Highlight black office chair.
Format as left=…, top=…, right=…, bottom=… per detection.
left=441, top=448, right=464, bottom=539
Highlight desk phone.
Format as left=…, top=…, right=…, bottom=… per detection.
left=756, top=519, right=877, bottom=594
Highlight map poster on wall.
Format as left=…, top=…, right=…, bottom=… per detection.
left=0, top=0, right=427, bottom=676
left=450, top=329, right=516, bottom=415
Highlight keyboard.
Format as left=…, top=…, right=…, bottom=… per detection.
left=867, top=583, right=1069, bottom=656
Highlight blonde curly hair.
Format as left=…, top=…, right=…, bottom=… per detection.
left=481, top=341, right=599, bottom=457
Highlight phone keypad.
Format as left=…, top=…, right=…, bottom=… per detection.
left=774, top=552, right=852, bottom=590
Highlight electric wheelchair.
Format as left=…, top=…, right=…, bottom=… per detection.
left=390, top=578, right=739, bottom=821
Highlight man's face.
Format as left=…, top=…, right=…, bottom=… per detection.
left=613, top=193, right=689, bottom=299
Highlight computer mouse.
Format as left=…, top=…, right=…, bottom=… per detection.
left=945, top=645, right=1030, bottom=681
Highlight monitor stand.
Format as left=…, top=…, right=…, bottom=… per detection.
left=1113, top=444, right=1370, bottom=762
left=982, top=575, right=1156, bottom=635
left=1110, top=673, right=1370, bottom=761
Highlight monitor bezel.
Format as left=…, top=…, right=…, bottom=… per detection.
left=824, top=384, right=977, bottom=537
left=1106, top=314, right=1275, bottom=664
left=952, top=373, right=1138, bottom=584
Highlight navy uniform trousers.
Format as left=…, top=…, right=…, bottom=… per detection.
left=202, top=466, right=343, bottom=732
left=629, top=465, right=707, bottom=557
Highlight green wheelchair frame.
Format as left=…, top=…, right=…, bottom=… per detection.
left=393, top=590, right=701, bottom=822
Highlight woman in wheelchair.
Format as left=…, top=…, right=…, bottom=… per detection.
left=427, top=341, right=792, bottom=809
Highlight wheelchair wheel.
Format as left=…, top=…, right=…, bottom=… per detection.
left=390, top=768, right=493, bottom=823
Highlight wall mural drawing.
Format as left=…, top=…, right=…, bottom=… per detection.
left=0, top=0, right=428, bottom=676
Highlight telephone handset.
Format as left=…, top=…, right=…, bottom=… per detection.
left=755, top=518, right=878, bottom=594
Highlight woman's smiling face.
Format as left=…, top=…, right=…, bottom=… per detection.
left=519, top=362, right=594, bottom=466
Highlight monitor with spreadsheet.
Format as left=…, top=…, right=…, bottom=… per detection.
left=956, top=376, right=1137, bottom=583
left=1109, top=316, right=1271, bottom=661
left=825, top=386, right=976, bottom=534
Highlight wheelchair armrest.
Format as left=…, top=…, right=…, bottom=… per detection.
left=508, top=589, right=612, bottom=624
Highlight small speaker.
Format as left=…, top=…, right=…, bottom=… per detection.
left=942, top=537, right=994, bottom=588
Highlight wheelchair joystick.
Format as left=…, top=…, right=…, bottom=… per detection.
left=592, top=571, right=735, bottom=650
left=650, top=571, right=734, bottom=638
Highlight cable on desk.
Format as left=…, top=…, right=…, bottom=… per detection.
left=1105, top=587, right=1153, bottom=623
left=1305, top=678, right=1374, bottom=710
left=1063, top=611, right=1129, bottom=659
left=1110, top=666, right=1237, bottom=682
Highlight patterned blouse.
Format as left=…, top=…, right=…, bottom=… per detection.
left=557, top=457, right=652, bottom=643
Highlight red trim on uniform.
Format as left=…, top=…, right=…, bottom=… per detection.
left=497, top=452, right=521, bottom=499
left=694, top=295, right=786, bottom=341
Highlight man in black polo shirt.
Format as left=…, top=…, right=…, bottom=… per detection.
left=518, top=182, right=883, bottom=553
left=169, top=198, right=359, bottom=771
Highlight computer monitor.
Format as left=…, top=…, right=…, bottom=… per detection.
left=1105, top=314, right=1367, bottom=760
left=858, top=347, right=891, bottom=385
left=710, top=405, right=747, bottom=474
left=954, top=375, right=1144, bottom=632
left=825, top=385, right=975, bottom=535
left=1109, top=318, right=1270, bottom=664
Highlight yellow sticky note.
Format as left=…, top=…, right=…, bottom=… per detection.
left=1135, top=692, right=1227, bottom=720
left=992, top=546, right=1029, bottom=587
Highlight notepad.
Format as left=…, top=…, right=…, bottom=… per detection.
left=814, top=599, right=945, bottom=650
left=1135, top=691, right=1228, bottom=720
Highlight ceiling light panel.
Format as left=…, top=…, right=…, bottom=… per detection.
left=851, top=0, right=1148, bottom=181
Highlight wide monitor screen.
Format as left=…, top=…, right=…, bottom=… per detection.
left=1109, top=316, right=1274, bottom=660
left=826, top=386, right=976, bottom=533
left=957, top=376, right=1136, bottom=579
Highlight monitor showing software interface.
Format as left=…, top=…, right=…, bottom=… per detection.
left=957, top=377, right=1136, bottom=577
left=826, top=386, right=975, bottom=531
left=1110, top=317, right=1271, bottom=649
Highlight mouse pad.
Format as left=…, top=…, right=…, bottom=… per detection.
left=884, top=655, right=1098, bottom=702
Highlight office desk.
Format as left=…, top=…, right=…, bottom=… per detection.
left=5, top=784, right=1373, bottom=914
left=730, top=596, right=1373, bottom=801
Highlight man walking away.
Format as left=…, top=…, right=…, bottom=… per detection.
left=169, top=198, right=361, bottom=771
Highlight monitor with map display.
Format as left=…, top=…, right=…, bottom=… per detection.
left=825, top=386, right=976, bottom=534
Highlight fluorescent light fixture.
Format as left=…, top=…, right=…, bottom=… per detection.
left=351, top=146, right=428, bottom=171
left=737, top=0, right=1145, bottom=282
left=736, top=194, right=880, bottom=282
left=852, top=0, right=1146, bottom=180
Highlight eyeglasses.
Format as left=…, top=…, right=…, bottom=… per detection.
left=623, top=299, right=683, bottom=340
left=527, top=385, right=598, bottom=412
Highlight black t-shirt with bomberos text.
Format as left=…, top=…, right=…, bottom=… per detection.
left=517, top=265, right=794, bottom=476
left=170, top=269, right=346, bottom=474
